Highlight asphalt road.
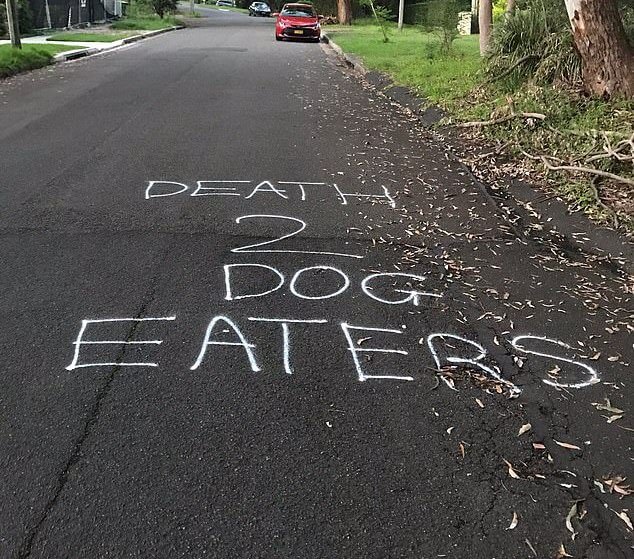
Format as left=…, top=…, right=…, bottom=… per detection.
left=1, top=9, right=632, bottom=558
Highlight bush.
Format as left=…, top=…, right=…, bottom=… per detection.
left=421, top=0, right=463, bottom=52
left=0, top=0, right=33, bottom=39
left=486, top=6, right=581, bottom=88
left=0, top=45, right=53, bottom=78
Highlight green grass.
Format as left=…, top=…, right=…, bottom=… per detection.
left=0, top=44, right=76, bottom=79
left=46, top=31, right=133, bottom=42
left=326, top=20, right=481, bottom=105
left=195, top=2, right=249, bottom=14
left=325, top=19, right=634, bottom=231
left=110, top=14, right=179, bottom=30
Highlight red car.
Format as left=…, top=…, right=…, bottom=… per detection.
left=274, top=3, right=321, bottom=42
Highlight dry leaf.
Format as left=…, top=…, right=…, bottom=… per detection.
left=459, top=442, right=465, bottom=458
left=533, top=442, right=546, bottom=450
left=518, top=423, right=532, bottom=436
left=507, top=511, right=518, bottom=530
left=616, top=511, right=633, bottom=531
left=565, top=502, right=578, bottom=537
left=555, top=543, right=573, bottom=558
left=475, top=398, right=484, bottom=408
left=554, top=440, right=582, bottom=451
left=503, top=458, right=521, bottom=479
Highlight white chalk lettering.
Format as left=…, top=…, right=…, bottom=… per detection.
left=191, top=315, right=260, bottom=372
left=427, top=333, right=520, bottom=394
left=244, top=180, right=289, bottom=200
left=145, top=181, right=189, bottom=199
left=361, top=272, right=442, bottom=306
left=192, top=180, right=251, bottom=197
left=231, top=214, right=363, bottom=259
left=332, top=183, right=396, bottom=208
left=224, top=264, right=285, bottom=301
left=248, top=317, right=328, bottom=374
left=511, top=335, right=600, bottom=389
left=340, top=323, right=412, bottom=382
left=66, top=316, right=176, bottom=371
left=277, top=181, right=326, bottom=201
left=289, top=266, right=350, bottom=300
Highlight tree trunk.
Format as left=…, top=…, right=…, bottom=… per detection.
left=6, top=0, right=22, bottom=48
left=478, top=0, right=492, bottom=55
left=337, top=0, right=352, bottom=25
left=564, top=0, right=634, bottom=99
left=505, top=0, right=516, bottom=18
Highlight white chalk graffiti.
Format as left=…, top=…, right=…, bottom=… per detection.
left=427, top=333, right=521, bottom=395
left=223, top=264, right=285, bottom=301
left=511, top=335, right=600, bottom=389
left=144, top=180, right=395, bottom=207
left=332, top=183, right=396, bottom=208
left=66, top=316, right=176, bottom=371
left=190, top=315, right=260, bottom=372
left=340, top=323, right=413, bottom=382
left=361, top=272, right=442, bottom=306
left=247, top=317, right=328, bottom=374
left=289, top=266, right=350, bottom=300
left=231, top=215, right=364, bottom=259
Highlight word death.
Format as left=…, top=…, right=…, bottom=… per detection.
left=145, top=180, right=396, bottom=207
left=66, top=315, right=600, bottom=394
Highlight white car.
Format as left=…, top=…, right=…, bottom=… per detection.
left=216, top=0, right=235, bottom=6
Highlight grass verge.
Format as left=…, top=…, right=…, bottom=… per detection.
left=0, top=44, right=75, bottom=79
left=111, top=14, right=179, bottom=30
left=326, top=20, right=480, bottom=104
left=195, top=3, right=249, bottom=14
left=46, top=31, right=133, bottom=42
left=325, top=20, right=634, bottom=232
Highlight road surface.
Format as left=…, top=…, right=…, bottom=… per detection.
left=0, top=8, right=632, bottom=558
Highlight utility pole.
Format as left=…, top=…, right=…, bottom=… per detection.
left=190, top=0, right=194, bottom=14
left=6, top=0, right=22, bottom=48
left=397, top=0, right=404, bottom=31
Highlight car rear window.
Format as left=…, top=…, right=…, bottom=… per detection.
left=281, top=6, right=315, bottom=16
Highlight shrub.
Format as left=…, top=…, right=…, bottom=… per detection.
left=0, top=0, right=33, bottom=39
left=421, top=0, right=463, bottom=52
left=486, top=6, right=581, bottom=88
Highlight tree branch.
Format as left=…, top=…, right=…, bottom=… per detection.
left=456, top=112, right=546, bottom=128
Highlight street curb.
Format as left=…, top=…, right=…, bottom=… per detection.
left=321, top=31, right=633, bottom=270
left=53, top=25, right=184, bottom=62
left=321, top=32, right=444, bottom=128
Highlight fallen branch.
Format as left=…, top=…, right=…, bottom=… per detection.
left=540, top=159, right=634, bottom=187
left=589, top=176, right=619, bottom=229
left=456, top=112, right=546, bottom=128
left=485, top=54, right=540, bottom=83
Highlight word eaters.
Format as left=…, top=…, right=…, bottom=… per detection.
left=66, top=315, right=600, bottom=395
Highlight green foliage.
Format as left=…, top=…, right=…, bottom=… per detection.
left=111, top=14, right=178, bottom=29
left=421, top=0, right=462, bottom=52
left=0, top=0, right=34, bottom=39
left=150, top=0, right=178, bottom=18
left=486, top=7, right=581, bottom=88
left=359, top=0, right=392, bottom=42
left=0, top=44, right=73, bottom=78
left=46, top=32, right=132, bottom=41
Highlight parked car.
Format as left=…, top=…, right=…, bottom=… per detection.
left=216, top=0, right=235, bottom=6
left=248, top=1, right=271, bottom=16
left=274, top=3, right=321, bottom=42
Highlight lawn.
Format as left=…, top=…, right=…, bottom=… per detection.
left=325, top=20, right=481, bottom=106
left=0, top=44, right=76, bottom=79
left=46, top=31, right=133, bottom=42
left=111, top=14, right=179, bottom=30
left=195, top=3, right=249, bottom=14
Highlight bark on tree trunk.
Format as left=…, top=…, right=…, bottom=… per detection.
left=337, top=0, right=352, bottom=25
left=478, top=0, right=492, bottom=55
left=564, top=0, right=634, bottom=99
left=505, top=0, right=516, bottom=18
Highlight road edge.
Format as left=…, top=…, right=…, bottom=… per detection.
left=321, top=31, right=634, bottom=272
left=53, top=26, right=185, bottom=62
